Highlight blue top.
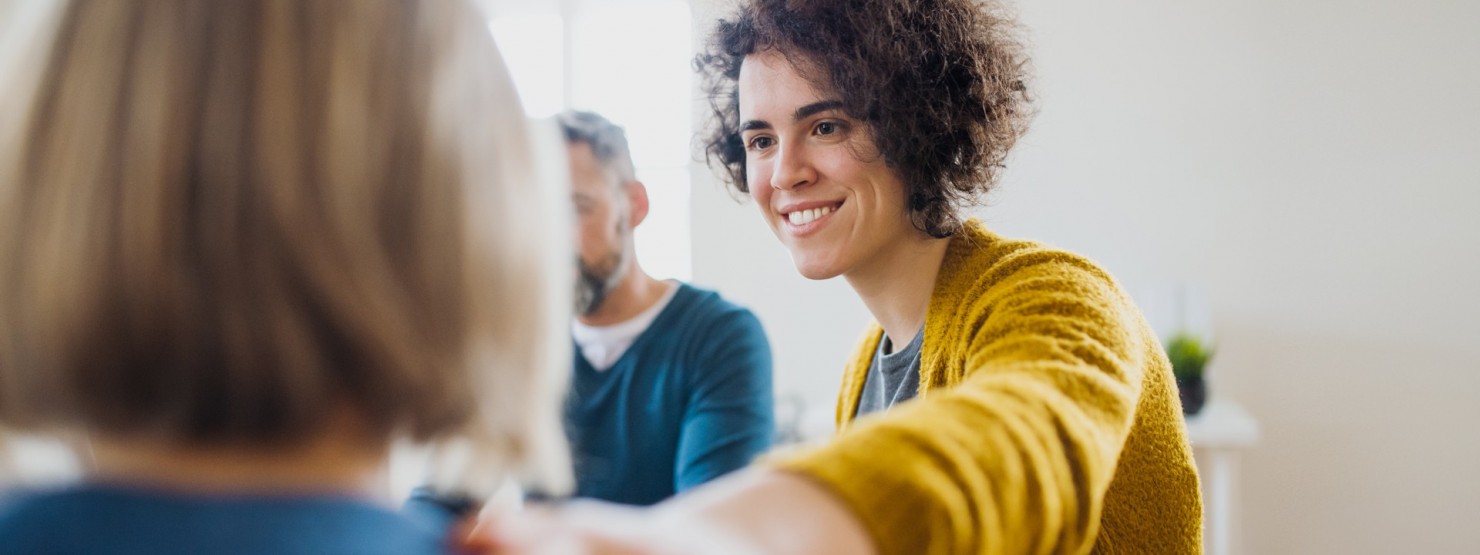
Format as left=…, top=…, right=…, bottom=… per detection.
left=0, top=484, right=451, bottom=555
left=566, top=283, right=774, bottom=505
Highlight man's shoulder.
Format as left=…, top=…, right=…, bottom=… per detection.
left=668, top=282, right=761, bottom=327
left=654, top=283, right=768, bottom=363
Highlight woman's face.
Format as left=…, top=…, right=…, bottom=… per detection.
left=737, top=51, right=917, bottom=280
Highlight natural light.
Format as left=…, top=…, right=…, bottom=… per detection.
left=489, top=2, right=693, bottom=281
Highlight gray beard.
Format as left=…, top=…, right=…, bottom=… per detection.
left=574, top=250, right=629, bottom=316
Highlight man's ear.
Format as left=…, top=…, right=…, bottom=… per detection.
left=625, top=180, right=650, bottom=229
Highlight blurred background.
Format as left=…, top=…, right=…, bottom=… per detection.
left=5, top=0, right=1479, bottom=553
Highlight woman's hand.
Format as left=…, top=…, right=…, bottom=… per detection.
left=462, top=470, right=875, bottom=555
left=468, top=501, right=694, bottom=555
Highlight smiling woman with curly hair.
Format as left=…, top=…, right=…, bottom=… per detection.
left=485, top=1, right=1203, bottom=554
left=698, top=0, right=1034, bottom=238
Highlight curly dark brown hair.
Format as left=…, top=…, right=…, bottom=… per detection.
left=696, top=0, right=1034, bottom=237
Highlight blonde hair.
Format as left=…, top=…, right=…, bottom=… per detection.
left=0, top=0, right=571, bottom=494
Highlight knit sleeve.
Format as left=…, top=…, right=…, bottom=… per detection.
left=767, top=254, right=1146, bottom=555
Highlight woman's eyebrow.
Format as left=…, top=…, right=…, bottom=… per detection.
left=792, top=100, right=845, bottom=121
left=739, top=99, right=846, bottom=133
left=739, top=119, right=771, bottom=132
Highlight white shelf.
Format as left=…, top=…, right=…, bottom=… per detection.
left=1187, top=399, right=1260, bottom=448
left=1185, top=398, right=1259, bottom=555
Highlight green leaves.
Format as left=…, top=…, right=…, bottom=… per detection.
left=1165, top=332, right=1213, bottom=381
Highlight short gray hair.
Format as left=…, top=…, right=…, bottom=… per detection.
left=558, top=110, right=637, bottom=186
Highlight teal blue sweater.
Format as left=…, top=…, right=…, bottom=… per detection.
left=0, top=485, right=450, bottom=554
left=566, top=283, right=774, bottom=505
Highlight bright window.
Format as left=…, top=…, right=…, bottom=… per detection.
left=489, top=1, right=693, bottom=281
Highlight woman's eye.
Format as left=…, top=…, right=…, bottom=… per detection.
left=816, top=121, right=838, bottom=135
left=748, top=136, right=774, bottom=150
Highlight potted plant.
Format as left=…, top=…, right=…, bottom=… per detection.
left=1165, top=332, right=1213, bottom=416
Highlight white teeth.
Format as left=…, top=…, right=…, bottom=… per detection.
left=786, top=205, right=834, bottom=226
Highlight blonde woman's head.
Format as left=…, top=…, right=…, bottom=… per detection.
left=0, top=0, right=571, bottom=494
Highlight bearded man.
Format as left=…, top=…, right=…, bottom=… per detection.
left=559, top=111, right=775, bottom=506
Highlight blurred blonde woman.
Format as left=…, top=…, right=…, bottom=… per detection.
left=0, top=1, right=571, bottom=553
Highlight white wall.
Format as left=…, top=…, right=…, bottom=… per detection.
left=690, top=0, right=1480, bottom=553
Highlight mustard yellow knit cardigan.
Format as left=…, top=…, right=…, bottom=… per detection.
left=770, top=220, right=1202, bottom=554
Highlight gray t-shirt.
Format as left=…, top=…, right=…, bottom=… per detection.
left=855, top=326, right=924, bottom=417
